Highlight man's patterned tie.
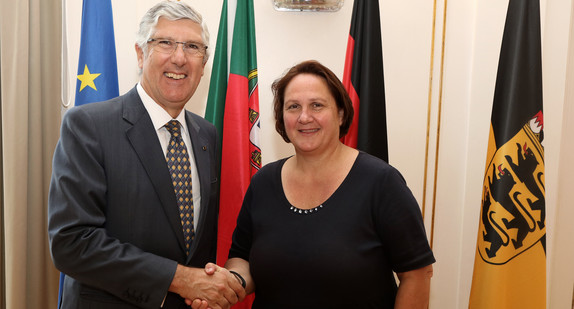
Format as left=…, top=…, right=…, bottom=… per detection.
left=165, top=120, right=194, bottom=254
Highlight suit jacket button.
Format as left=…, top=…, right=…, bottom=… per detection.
left=202, top=146, right=207, bottom=151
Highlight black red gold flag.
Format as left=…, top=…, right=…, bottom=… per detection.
left=469, top=0, right=546, bottom=307
left=341, top=0, right=388, bottom=162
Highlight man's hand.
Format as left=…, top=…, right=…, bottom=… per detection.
left=190, top=299, right=209, bottom=309
left=169, top=264, right=246, bottom=309
left=189, top=263, right=248, bottom=309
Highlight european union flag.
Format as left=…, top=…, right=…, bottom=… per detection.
left=75, top=0, right=119, bottom=106
left=59, top=1, right=119, bottom=305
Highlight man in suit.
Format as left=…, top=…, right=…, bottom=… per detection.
left=48, top=2, right=245, bottom=308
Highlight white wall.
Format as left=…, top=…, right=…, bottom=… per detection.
left=63, top=0, right=574, bottom=307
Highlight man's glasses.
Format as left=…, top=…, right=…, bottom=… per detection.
left=147, top=38, right=207, bottom=57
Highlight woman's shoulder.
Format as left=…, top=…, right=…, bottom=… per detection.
left=354, top=151, right=407, bottom=184
left=355, top=151, right=393, bottom=172
left=251, top=157, right=289, bottom=181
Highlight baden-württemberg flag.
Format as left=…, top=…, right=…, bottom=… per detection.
left=341, top=0, right=388, bottom=162
left=205, top=2, right=260, bottom=308
left=469, top=0, right=545, bottom=308
left=74, top=0, right=119, bottom=106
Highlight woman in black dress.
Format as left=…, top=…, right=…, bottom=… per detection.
left=194, top=60, right=435, bottom=309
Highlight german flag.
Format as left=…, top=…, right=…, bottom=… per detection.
left=469, top=0, right=546, bottom=307
left=341, top=0, right=388, bottom=162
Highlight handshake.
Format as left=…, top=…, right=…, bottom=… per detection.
left=170, top=262, right=249, bottom=309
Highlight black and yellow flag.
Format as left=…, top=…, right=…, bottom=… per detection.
left=469, top=0, right=546, bottom=308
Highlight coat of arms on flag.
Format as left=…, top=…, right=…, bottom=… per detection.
left=478, top=112, right=545, bottom=265
left=469, top=0, right=546, bottom=307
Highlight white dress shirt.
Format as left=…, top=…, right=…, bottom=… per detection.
left=136, top=83, right=201, bottom=231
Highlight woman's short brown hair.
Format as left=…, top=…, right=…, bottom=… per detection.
left=271, top=60, right=354, bottom=143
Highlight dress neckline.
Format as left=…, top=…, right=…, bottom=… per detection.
left=289, top=204, right=324, bottom=215
left=278, top=152, right=362, bottom=215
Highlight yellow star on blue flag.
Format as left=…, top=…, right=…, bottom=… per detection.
left=74, top=0, right=119, bottom=106
left=77, top=65, right=101, bottom=92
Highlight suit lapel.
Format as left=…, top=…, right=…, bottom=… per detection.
left=122, top=88, right=187, bottom=254
left=185, top=112, right=212, bottom=258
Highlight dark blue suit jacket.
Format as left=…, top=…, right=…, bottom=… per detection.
left=48, top=87, right=220, bottom=308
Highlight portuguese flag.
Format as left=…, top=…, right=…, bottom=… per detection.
left=469, top=0, right=546, bottom=308
left=341, top=0, right=388, bottom=162
left=205, top=1, right=260, bottom=306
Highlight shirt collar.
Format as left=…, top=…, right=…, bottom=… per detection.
left=136, top=83, right=188, bottom=132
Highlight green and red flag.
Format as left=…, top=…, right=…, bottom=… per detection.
left=341, top=0, right=388, bottom=162
left=469, top=0, right=546, bottom=307
left=205, top=0, right=260, bottom=306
